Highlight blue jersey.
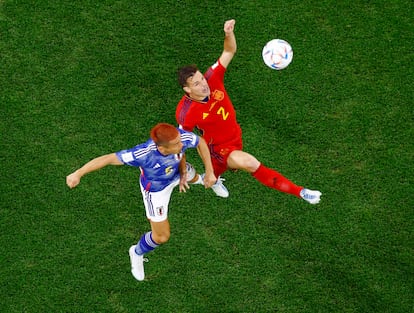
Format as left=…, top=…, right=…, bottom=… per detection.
left=115, top=129, right=199, bottom=192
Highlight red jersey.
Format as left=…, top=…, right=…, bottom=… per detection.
left=176, top=61, right=242, bottom=146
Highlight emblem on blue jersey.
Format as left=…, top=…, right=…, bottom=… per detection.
left=165, top=166, right=173, bottom=175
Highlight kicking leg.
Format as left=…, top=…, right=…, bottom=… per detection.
left=228, top=150, right=321, bottom=203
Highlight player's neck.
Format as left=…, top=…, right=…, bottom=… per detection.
left=186, top=94, right=209, bottom=103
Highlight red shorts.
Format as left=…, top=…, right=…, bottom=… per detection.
left=208, top=137, right=243, bottom=177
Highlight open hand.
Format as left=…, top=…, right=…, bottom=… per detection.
left=179, top=175, right=190, bottom=193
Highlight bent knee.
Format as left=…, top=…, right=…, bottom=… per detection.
left=152, top=232, right=170, bottom=244
left=228, top=151, right=260, bottom=173
left=244, top=159, right=260, bottom=172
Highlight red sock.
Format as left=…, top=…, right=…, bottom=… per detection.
left=252, top=164, right=302, bottom=197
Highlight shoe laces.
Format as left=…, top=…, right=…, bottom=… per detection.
left=303, top=193, right=315, bottom=200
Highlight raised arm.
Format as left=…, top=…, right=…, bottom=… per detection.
left=196, top=137, right=217, bottom=188
left=218, top=19, right=237, bottom=68
left=66, top=153, right=123, bottom=189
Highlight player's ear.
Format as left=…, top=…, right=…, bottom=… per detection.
left=183, top=86, right=191, bottom=94
left=156, top=144, right=166, bottom=155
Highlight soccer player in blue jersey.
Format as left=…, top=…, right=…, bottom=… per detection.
left=66, top=123, right=216, bottom=281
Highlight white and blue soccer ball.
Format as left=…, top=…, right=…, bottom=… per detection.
left=262, top=39, right=293, bottom=70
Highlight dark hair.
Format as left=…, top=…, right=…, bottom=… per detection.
left=150, top=123, right=179, bottom=145
left=177, top=64, right=199, bottom=87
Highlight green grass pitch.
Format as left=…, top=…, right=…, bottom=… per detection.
left=1, top=1, right=412, bottom=312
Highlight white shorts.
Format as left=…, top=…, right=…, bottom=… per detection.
left=139, top=162, right=196, bottom=222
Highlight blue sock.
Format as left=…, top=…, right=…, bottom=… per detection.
left=134, top=232, right=159, bottom=256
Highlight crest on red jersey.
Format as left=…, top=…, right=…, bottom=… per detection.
left=212, top=90, right=224, bottom=101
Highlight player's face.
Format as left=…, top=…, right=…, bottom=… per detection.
left=158, top=134, right=183, bottom=155
left=184, top=71, right=210, bottom=100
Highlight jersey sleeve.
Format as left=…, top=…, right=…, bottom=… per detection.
left=115, top=141, right=154, bottom=167
left=116, top=148, right=141, bottom=167
left=205, top=59, right=226, bottom=81
left=179, top=128, right=199, bottom=150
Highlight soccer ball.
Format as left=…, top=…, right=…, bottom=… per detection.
left=262, top=39, right=293, bottom=70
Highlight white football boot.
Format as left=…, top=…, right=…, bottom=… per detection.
left=200, top=174, right=229, bottom=198
left=210, top=176, right=229, bottom=198
left=300, top=189, right=322, bottom=204
left=129, top=245, right=146, bottom=281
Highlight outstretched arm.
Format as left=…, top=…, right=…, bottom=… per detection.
left=66, top=153, right=123, bottom=188
left=196, top=137, right=216, bottom=188
left=219, top=19, right=237, bottom=68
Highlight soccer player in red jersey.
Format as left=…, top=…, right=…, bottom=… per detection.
left=175, top=19, right=322, bottom=204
